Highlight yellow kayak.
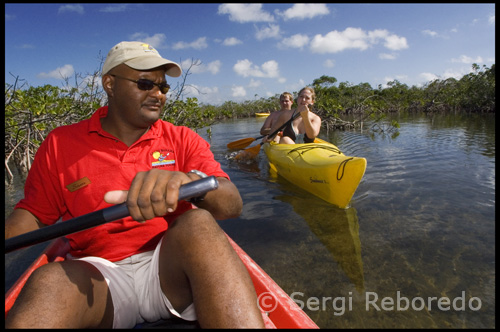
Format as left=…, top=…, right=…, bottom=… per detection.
left=255, top=112, right=270, bottom=117
left=263, top=138, right=367, bottom=209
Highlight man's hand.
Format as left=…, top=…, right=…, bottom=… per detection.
left=104, top=170, right=192, bottom=222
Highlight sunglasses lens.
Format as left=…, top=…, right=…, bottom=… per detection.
left=136, top=79, right=169, bottom=94
left=160, top=84, right=170, bottom=94
left=136, top=79, right=154, bottom=91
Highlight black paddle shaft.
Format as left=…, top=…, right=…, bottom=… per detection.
left=5, top=176, right=219, bottom=253
left=266, top=105, right=310, bottom=141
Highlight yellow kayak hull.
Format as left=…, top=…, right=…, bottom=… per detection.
left=263, top=138, right=367, bottom=209
left=255, top=112, right=270, bottom=117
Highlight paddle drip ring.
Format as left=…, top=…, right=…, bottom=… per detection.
left=337, top=158, right=353, bottom=180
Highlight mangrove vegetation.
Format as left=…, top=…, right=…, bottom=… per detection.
left=5, top=63, right=495, bottom=184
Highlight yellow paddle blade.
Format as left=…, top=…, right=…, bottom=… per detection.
left=234, top=143, right=262, bottom=160
left=227, top=137, right=256, bottom=149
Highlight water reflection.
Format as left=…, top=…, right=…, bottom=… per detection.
left=6, top=113, right=495, bottom=328
left=274, top=192, right=364, bottom=293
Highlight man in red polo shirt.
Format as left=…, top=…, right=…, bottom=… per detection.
left=5, top=41, right=265, bottom=328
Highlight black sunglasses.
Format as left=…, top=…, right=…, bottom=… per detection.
left=110, top=75, right=170, bottom=94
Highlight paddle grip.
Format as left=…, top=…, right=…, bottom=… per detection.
left=5, top=176, right=219, bottom=253
left=102, top=176, right=219, bottom=221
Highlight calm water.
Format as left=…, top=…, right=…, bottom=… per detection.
left=5, top=112, right=495, bottom=328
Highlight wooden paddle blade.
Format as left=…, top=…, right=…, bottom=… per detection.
left=227, top=137, right=256, bottom=149
left=235, top=143, right=262, bottom=160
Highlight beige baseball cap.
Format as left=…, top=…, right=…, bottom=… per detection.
left=102, top=41, right=182, bottom=77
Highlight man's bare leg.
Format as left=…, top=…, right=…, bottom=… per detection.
left=158, top=209, right=265, bottom=328
left=6, top=260, right=113, bottom=328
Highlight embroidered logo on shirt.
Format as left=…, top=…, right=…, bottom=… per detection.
left=66, top=177, right=91, bottom=192
left=152, top=150, right=175, bottom=167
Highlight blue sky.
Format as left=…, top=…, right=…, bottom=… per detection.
left=5, top=3, right=495, bottom=105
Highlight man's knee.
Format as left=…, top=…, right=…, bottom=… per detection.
left=26, top=261, right=68, bottom=290
left=20, top=261, right=107, bottom=306
left=168, top=209, right=223, bottom=239
left=8, top=261, right=112, bottom=328
left=161, top=209, right=233, bottom=262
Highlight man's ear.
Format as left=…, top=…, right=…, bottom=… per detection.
left=102, top=74, right=114, bottom=97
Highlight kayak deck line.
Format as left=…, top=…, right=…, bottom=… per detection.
left=336, top=157, right=354, bottom=181
left=287, top=144, right=342, bottom=156
left=286, top=143, right=355, bottom=181
left=263, top=138, right=367, bottom=209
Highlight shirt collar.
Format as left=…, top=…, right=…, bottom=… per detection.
left=88, top=106, right=162, bottom=140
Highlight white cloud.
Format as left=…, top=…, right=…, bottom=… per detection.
left=379, top=53, right=397, bottom=60
left=248, top=79, right=262, bottom=88
left=183, top=85, right=221, bottom=104
left=200, top=86, right=219, bottom=95
left=223, top=37, right=243, bottom=46
left=82, top=74, right=102, bottom=89
left=205, top=61, right=222, bottom=75
left=323, top=59, right=335, bottom=68
left=182, top=59, right=221, bottom=75
left=58, top=4, right=84, bottom=15
left=384, top=34, right=408, bottom=50
left=172, top=37, right=208, bottom=50
left=419, top=69, right=468, bottom=82
left=37, top=64, right=75, bottom=80
left=261, top=61, right=280, bottom=77
left=310, top=27, right=408, bottom=54
left=233, top=59, right=280, bottom=78
left=287, top=79, right=307, bottom=92
left=421, top=29, right=451, bottom=39
left=419, top=72, right=439, bottom=83
left=419, top=69, right=464, bottom=85
left=100, top=4, right=130, bottom=13
left=255, top=24, right=281, bottom=40
left=218, top=4, right=274, bottom=23
left=232, top=86, right=247, bottom=97
left=129, top=33, right=167, bottom=49
left=185, top=84, right=219, bottom=96
left=451, top=55, right=484, bottom=64
left=278, top=34, right=310, bottom=49
left=277, top=3, right=330, bottom=20
left=442, top=68, right=467, bottom=80
left=422, top=29, right=438, bottom=37
left=381, top=75, right=409, bottom=88
left=310, top=28, right=369, bottom=53
left=418, top=67, right=473, bottom=85
left=488, top=14, right=495, bottom=25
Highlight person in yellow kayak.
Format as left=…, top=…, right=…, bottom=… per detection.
left=265, top=87, right=321, bottom=144
left=259, top=91, right=294, bottom=140
left=5, top=41, right=264, bottom=329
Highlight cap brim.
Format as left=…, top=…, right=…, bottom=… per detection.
left=125, top=57, right=182, bottom=78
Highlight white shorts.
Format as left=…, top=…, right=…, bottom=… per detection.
left=69, top=239, right=197, bottom=328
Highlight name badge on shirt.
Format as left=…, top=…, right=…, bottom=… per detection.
left=66, top=177, right=91, bottom=192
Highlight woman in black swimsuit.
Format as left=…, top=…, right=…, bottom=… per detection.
left=266, top=87, right=321, bottom=144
